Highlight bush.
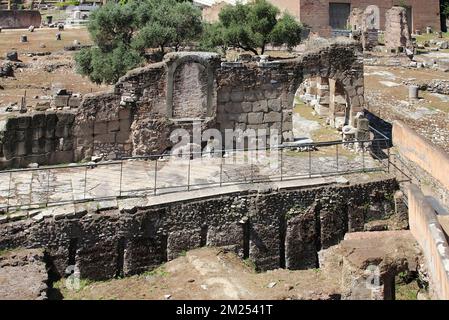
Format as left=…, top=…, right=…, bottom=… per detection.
left=201, top=0, right=303, bottom=55
left=75, top=0, right=202, bottom=84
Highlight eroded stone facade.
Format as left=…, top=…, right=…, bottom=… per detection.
left=0, top=41, right=365, bottom=168
left=0, top=178, right=402, bottom=280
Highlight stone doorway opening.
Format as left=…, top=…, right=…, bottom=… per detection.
left=292, top=77, right=350, bottom=143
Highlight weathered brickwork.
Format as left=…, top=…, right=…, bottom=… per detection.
left=0, top=112, right=75, bottom=169
left=0, top=178, right=403, bottom=280
left=268, top=0, right=441, bottom=36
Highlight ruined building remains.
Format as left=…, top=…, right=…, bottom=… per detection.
left=384, top=6, right=413, bottom=52
left=266, top=0, right=440, bottom=36
left=0, top=41, right=365, bottom=169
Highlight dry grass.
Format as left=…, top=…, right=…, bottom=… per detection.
left=0, top=27, right=92, bottom=57
left=0, top=27, right=108, bottom=110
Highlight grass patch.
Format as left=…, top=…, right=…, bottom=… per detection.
left=243, top=258, right=257, bottom=271
left=142, top=265, right=169, bottom=278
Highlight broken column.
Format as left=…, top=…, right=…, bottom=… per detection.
left=409, top=85, right=419, bottom=100
left=348, top=7, right=379, bottom=51
left=329, top=79, right=347, bottom=129
left=314, top=77, right=330, bottom=116
left=385, top=6, right=412, bottom=53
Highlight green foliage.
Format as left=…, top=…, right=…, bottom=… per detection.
left=202, top=0, right=303, bottom=55
left=55, top=1, right=80, bottom=8
left=75, top=0, right=202, bottom=84
left=443, top=0, right=449, bottom=16
left=270, top=13, right=303, bottom=50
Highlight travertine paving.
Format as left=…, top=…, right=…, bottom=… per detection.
left=0, top=150, right=379, bottom=210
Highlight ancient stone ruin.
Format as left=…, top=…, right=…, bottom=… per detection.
left=348, top=6, right=380, bottom=51
left=385, top=6, right=413, bottom=52
left=0, top=41, right=365, bottom=169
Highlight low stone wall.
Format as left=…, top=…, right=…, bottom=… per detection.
left=0, top=111, right=75, bottom=169
left=392, top=121, right=449, bottom=191
left=408, top=184, right=449, bottom=300
left=0, top=10, right=41, bottom=29
left=0, top=178, right=401, bottom=280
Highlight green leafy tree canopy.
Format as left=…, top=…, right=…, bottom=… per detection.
left=75, top=0, right=202, bottom=84
left=201, top=0, right=303, bottom=55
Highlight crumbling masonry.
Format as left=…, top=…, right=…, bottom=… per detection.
left=0, top=41, right=365, bottom=168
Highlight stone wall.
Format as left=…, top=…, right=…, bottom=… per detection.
left=0, top=42, right=365, bottom=167
left=0, top=178, right=402, bottom=280
left=268, top=0, right=441, bottom=36
left=408, top=184, right=449, bottom=300
left=385, top=6, right=412, bottom=51
left=393, top=121, right=449, bottom=192
left=76, top=42, right=364, bottom=160
left=0, top=111, right=75, bottom=169
left=0, top=10, right=41, bottom=29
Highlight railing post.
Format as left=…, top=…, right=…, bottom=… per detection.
left=46, top=169, right=51, bottom=206
left=280, top=147, right=283, bottom=181
left=7, top=171, right=12, bottom=212
left=387, top=147, right=391, bottom=173
left=220, top=155, right=223, bottom=187
left=308, top=147, right=312, bottom=178
left=187, top=156, right=191, bottom=191
left=154, top=158, right=158, bottom=196
left=119, top=161, right=123, bottom=197
left=83, top=166, right=87, bottom=200
left=362, top=141, right=365, bottom=172
left=336, top=144, right=339, bottom=172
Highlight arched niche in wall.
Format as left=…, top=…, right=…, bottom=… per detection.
left=365, top=5, right=380, bottom=30
left=166, top=54, right=218, bottom=120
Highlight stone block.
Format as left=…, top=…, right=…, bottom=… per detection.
left=44, top=127, right=55, bottom=139
left=31, top=139, right=46, bottom=154
left=51, top=151, right=74, bottom=164
left=248, top=112, right=264, bottom=124
left=285, top=204, right=319, bottom=270
left=230, top=91, right=244, bottom=102
left=267, top=99, right=281, bottom=112
left=167, top=229, right=202, bottom=261
left=224, top=102, right=242, bottom=114
left=357, top=118, right=370, bottom=131
left=119, top=119, right=131, bottom=132
left=282, top=110, right=292, bottom=122
left=54, top=95, right=70, bottom=107
left=31, top=114, right=46, bottom=128
left=68, top=97, right=82, bottom=108
left=217, top=91, right=230, bottom=103
left=108, top=120, right=120, bottom=132
left=264, top=89, right=279, bottom=99
left=17, top=141, right=27, bottom=156
left=252, top=100, right=268, bottom=112
left=94, top=133, right=116, bottom=144
left=207, top=223, right=245, bottom=257
left=241, top=102, right=252, bottom=113
left=228, top=113, right=247, bottom=123
left=15, top=130, right=26, bottom=141
left=93, top=122, right=108, bottom=135
left=32, top=127, right=44, bottom=140
left=118, top=107, right=131, bottom=120
left=55, top=125, right=70, bottom=138
left=57, top=113, right=75, bottom=125
left=264, top=112, right=281, bottom=123
left=17, top=116, right=30, bottom=129
left=44, top=139, right=55, bottom=152
left=116, top=131, right=130, bottom=144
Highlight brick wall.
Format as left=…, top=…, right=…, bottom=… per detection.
left=268, top=0, right=441, bottom=35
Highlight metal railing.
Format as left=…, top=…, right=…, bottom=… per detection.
left=0, top=136, right=390, bottom=213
